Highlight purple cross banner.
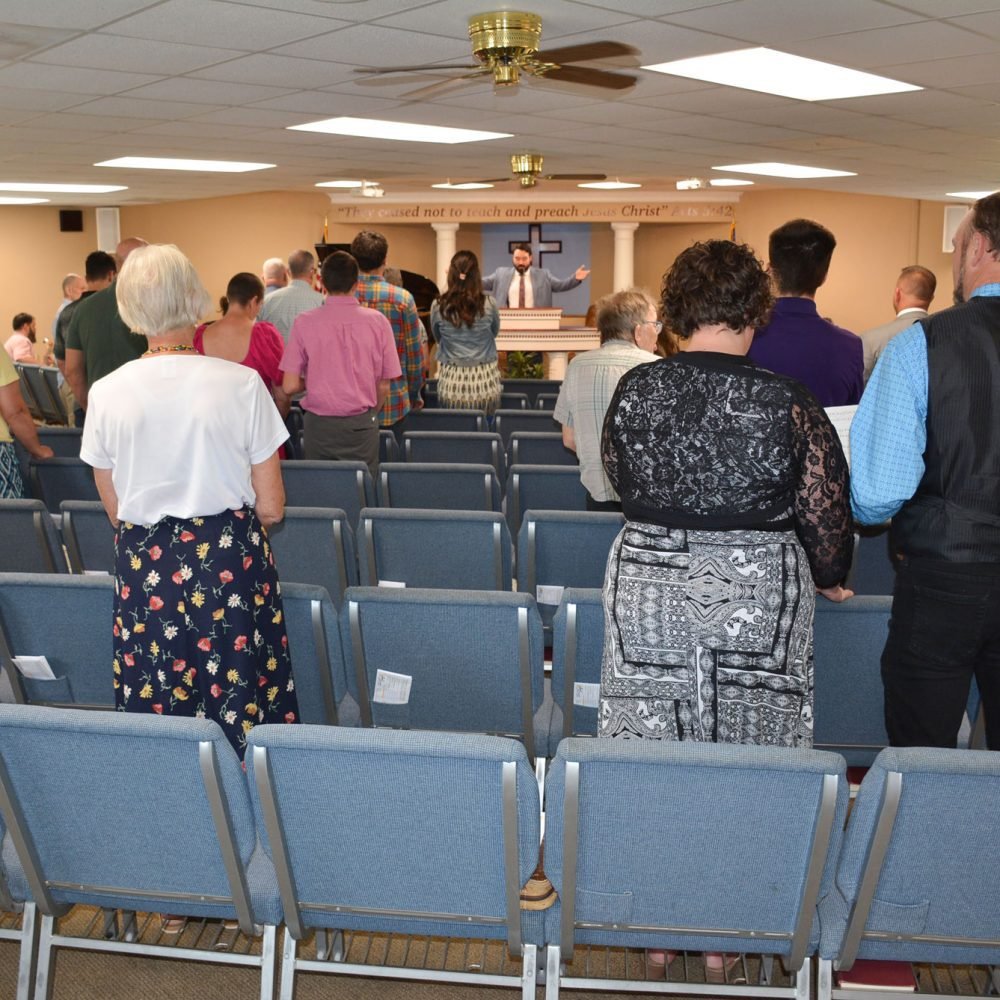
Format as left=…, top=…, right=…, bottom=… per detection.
left=482, top=222, right=592, bottom=315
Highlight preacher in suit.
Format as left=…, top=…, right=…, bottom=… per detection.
left=859, top=265, right=936, bottom=382
left=482, top=243, right=590, bottom=307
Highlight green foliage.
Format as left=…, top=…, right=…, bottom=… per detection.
left=505, top=351, right=544, bottom=379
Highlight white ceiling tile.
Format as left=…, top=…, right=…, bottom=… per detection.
left=885, top=51, right=1000, bottom=87
left=0, top=21, right=79, bottom=60
left=948, top=10, right=1000, bottom=37
left=122, top=78, right=298, bottom=105
left=273, top=23, right=472, bottom=66
left=0, top=0, right=161, bottom=29
left=70, top=96, right=225, bottom=120
left=188, top=53, right=356, bottom=88
left=188, top=107, right=303, bottom=127
left=892, top=0, right=1000, bottom=14
left=229, top=0, right=431, bottom=19
left=31, top=34, right=244, bottom=75
left=248, top=92, right=402, bottom=116
left=0, top=63, right=163, bottom=94
left=0, top=87, right=88, bottom=112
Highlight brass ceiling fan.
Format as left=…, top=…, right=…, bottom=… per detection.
left=354, top=11, right=639, bottom=99
left=463, top=152, right=605, bottom=188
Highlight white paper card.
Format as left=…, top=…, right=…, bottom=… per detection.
left=536, top=584, right=564, bottom=606
left=573, top=682, right=601, bottom=708
left=378, top=579, right=406, bottom=589
left=13, top=655, right=57, bottom=680
left=83, top=569, right=111, bottom=576
left=825, top=405, right=857, bottom=469
left=373, top=669, right=412, bottom=705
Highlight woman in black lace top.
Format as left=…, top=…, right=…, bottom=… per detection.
left=599, top=240, right=853, bottom=749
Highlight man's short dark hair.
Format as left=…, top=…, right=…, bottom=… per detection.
left=349, top=231, right=388, bottom=272
left=768, top=219, right=837, bottom=296
left=287, top=249, right=315, bottom=279
left=972, top=192, right=1000, bottom=256
left=512, top=243, right=532, bottom=256
left=85, top=250, right=117, bottom=283
left=12, top=312, right=33, bottom=331
left=322, top=251, right=360, bottom=294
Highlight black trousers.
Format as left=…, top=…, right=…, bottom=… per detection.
left=881, top=558, right=1000, bottom=749
left=586, top=493, right=622, bottom=513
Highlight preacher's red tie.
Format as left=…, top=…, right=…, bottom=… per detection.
left=517, top=273, right=526, bottom=308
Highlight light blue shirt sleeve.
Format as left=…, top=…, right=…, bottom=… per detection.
left=849, top=322, right=928, bottom=524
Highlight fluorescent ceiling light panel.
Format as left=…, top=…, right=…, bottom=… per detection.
left=710, top=178, right=754, bottom=187
left=578, top=180, right=642, bottom=190
left=432, top=182, right=495, bottom=190
left=96, top=157, right=275, bottom=173
left=642, top=47, right=921, bottom=102
left=713, top=162, right=856, bottom=179
left=0, top=182, right=127, bottom=193
left=946, top=190, right=995, bottom=199
left=316, top=180, right=364, bottom=188
left=0, top=197, right=49, bottom=205
left=289, top=116, right=511, bottom=144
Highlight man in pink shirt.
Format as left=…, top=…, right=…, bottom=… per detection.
left=5, top=313, right=36, bottom=364
left=281, top=251, right=401, bottom=476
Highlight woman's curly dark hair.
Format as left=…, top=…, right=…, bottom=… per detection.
left=661, top=240, right=773, bottom=339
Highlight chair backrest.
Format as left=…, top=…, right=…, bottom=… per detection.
left=821, top=747, right=1000, bottom=969
left=492, top=410, right=560, bottom=446
left=279, top=460, right=373, bottom=530
left=247, top=725, right=539, bottom=947
left=504, top=465, right=589, bottom=535
left=545, top=738, right=847, bottom=965
left=518, top=510, right=622, bottom=635
left=421, top=379, right=438, bottom=408
left=846, top=528, right=896, bottom=596
left=403, top=408, right=485, bottom=433
left=550, top=588, right=604, bottom=752
left=500, top=379, right=562, bottom=409
left=278, top=581, right=352, bottom=726
left=403, top=431, right=505, bottom=476
left=60, top=499, right=115, bottom=574
left=40, top=367, right=68, bottom=425
left=379, top=429, right=399, bottom=463
left=36, top=427, right=83, bottom=457
left=535, top=393, right=559, bottom=411
left=0, top=573, right=113, bottom=706
left=266, top=506, right=357, bottom=610
left=0, top=500, right=68, bottom=573
left=0, top=705, right=276, bottom=928
left=19, top=365, right=66, bottom=425
left=341, top=587, right=545, bottom=762
left=13, top=364, right=42, bottom=421
left=29, top=458, right=99, bottom=513
left=499, top=391, right=529, bottom=410
left=813, top=597, right=891, bottom=766
left=377, top=462, right=501, bottom=512
left=358, top=507, right=512, bottom=591
left=508, top=432, right=577, bottom=467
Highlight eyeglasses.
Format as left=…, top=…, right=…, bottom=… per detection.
left=644, top=319, right=663, bottom=333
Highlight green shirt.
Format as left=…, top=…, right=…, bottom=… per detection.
left=65, top=281, right=147, bottom=387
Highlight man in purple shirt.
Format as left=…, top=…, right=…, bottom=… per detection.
left=281, top=252, right=401, bottom=477
left=748, top=218, right=863, bottom=406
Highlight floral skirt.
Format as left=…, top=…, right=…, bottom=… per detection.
left=0, top=441, right=25, bottom=499
left=113, top=506, right=299, bottom=758
left=438, top=361, right=502, bottom=416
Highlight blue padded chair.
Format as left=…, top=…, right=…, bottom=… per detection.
left=500, top=391, right=530, bottom=410
left=0, top=705, right=281, bottom=1000
left=422, top=378, right=438, bottom=408
left=846, top=528, right=896, bottom=596
left=818, top=747, right=1000, bottom=1000
left=379, top=429, right=399, bottom=463
left=403, top=430, right=505, bottom=476
left=0, top=573, right=113, bottom=707
left=549, top=589, right=604, bottom=754
left=0, top=500, right=67, bottom=573
left=60, top=499, right=115, bottom=574
left=517, top=510, right=622, bottom=639
left=266, top=506, right=358, bottom=610
left=0, top=809, right=37, bottom=1000
left=377, top=462, right=502, bottom=512
left=403, top=408, right=485, bottom=433
left=504, top=465, right=589, bottom=536
left=247, top=725, right=542, bottom=1000
left=508, top=432, right=577, bottom=467
left=501, top=379, right=562, bottom=409
left=18, top=365, right=66, bottom=426
left=279, top=461, right=374, bottom=530
left=535, top=393, right=559, bottom=411
left=279, top=581, right=357, bottom=727
left=28, top=458, right=98, bottom=513
left=13, top=428, right=83, bottom=483
left=813, top=597, right=891, bottom=767
left=358, top=508, right=512, bottom=591
left=544, top=739, right=848, bottom=1000
left=341, top=587, right=548, bottom=767
left=493, top=410, right=560, bottom=447
left=13, top=365, right=42, bottom=422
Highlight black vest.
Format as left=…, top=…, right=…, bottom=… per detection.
left=891, top=295, right=1000, bottom=562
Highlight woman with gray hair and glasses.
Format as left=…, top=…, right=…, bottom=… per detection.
left=80, top=244, right=299, bottom=758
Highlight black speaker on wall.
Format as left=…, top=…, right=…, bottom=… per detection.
left=59, top=210, right=83, bottom=233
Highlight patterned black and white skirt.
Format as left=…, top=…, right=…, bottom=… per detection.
left=599, top=520, right=815, bottom=747
left=438, top=361, right=502, bottom=415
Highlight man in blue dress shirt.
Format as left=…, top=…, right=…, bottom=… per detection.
left=851, top=192, right=1000, bottom=750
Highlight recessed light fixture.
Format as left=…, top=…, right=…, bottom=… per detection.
left=316, top=180, right=364, bottom=189
left=578, top=180, right=642, bottom=190
left=0, top=182, right=127, bottom=194
left=0, top=197, right=49, bottom=205
left=432, top=182, right=495, bottom=190
left=676, top=178, right=706, bottom=191
left=946, top=190, right=996, bottom=199
left=713, top=162, right=857, bottom=179
left=710, top=178, right=754, bottom=187
left=95, top=157, right=275, bottom=173
left=288, top=116, right=511, bottom=145
left=643, top=47, right=921, bottom=102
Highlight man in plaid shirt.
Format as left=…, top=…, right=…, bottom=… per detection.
left=350, top=231, right=425, bottom=436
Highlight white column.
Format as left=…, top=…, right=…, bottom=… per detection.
left=431, top=222, right=460, bottom=291
left=611, top=221, right=639, bottom=291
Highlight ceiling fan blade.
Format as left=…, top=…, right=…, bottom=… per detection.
left=535, top=64, right=637, bottom=90
left=402, top=70, right=491, bottom=100
left=472, top=177, right=515, bottom=184
left=533, top=41, right=639, bottom=64
left=353, top=64, right=476, bottom=75
left=544, top=173, right=607, bottom=181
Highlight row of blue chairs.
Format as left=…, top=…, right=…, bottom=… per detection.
left=423, top=377, right=563, bottom=411
left=13, top=364, right=68, bottom=426
left=0, top=705, right=996, bottom=1000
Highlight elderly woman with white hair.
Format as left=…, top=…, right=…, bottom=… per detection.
left=80, top=244, right=299, bottom=757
